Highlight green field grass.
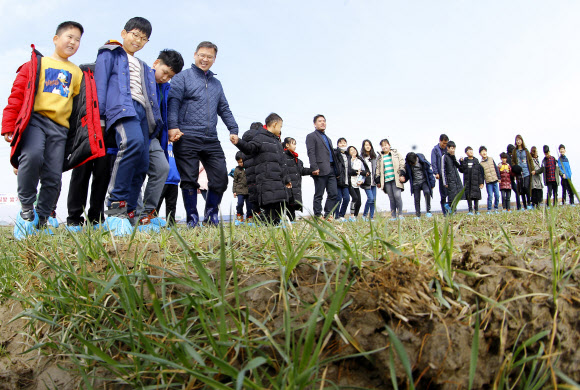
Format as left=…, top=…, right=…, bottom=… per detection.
left=0, top=206, right=579, bottom=389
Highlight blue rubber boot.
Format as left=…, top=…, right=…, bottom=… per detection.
left=204, top=190, right=223, bottom=226
left=14, top=209, right=39, bottom=240
left=182, top=188, right=200, bottom=228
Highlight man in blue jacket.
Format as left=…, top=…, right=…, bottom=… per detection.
left=167, top=41, right=238, bottom=227
left=431, top=133, right=449, bottom=214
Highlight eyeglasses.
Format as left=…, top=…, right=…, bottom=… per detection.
left=128, top=31, right=149, bottom=43
left=197, top=53, right=215, bottom=61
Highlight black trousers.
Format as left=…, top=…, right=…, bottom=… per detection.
left=519, top=176, right=531, bottom=209
left=173, top=136, right=228, bottom=193
left=545, top=182, right=557, bottom=206
left=349, top=187, right=362, bottom=217
left=510, top=178, right=520, bottom=209
left=438, top=178, right=448, bottom=214
left=467, top=199, right=479, bottom=212
left=312, top=172, right=338, bottom=217
left=501, top=189, right=511, bottom=210
left=260, top=202, right=284, bottom=225
left=413, top=182, right=431, bottom=216
left=157, top=183, right=179, bottom=225
left=67, top=155, right=112, bottom=225
left=562, top=179, right=575, bottom=204
left=531, top=188, right=543, bottom=208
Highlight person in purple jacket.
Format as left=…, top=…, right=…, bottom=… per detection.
left=167, top=41, right=239, bottom=228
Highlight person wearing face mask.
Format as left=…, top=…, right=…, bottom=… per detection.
left=333, top=137, right=351, bottom=221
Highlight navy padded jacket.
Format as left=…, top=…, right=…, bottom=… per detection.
left=167, top=64, right=238, bottom=139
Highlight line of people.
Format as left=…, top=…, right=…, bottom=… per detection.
left=3, top=18, right=576, bottom=239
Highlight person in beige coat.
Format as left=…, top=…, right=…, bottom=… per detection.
left=375, top=139, right=406, bottom=218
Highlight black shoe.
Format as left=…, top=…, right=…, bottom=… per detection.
left=38, top=216, right=49, bottom=229
left=20, top=209, right=35, bottom=222
left=106, top=201, right=128, bottom=217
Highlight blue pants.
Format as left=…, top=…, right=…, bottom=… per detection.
left=236, top=194, right=252, bottom=217
left=363, top=186, right=377, bottom=218
left=106, top=101, right=150, bottom=211
left=334, top=186, right=350, bottom=218
left=17, top=113, right=67, bottom=218
left=486, top=182, right=500, bottom=210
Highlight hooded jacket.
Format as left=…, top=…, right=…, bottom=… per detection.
left=167, top=64, right=238, bottom=139
left=1, top=45, right=105, bottom=170
left=334, top=147, right=350, bottom=188
left=458, top=157, right=484, bottom=200
left=284, top=149, right=314, bottom=209
left=235, top=128, right=290, bottom=206
left=404, top=153, right=436, bottom=197
left=442, top=153, right=464, bottom=201
left=241, top=122, right=263, bottom=205
left=558, top=155, right=572, bottom=179
left=94, top=41, right=163, bottom=138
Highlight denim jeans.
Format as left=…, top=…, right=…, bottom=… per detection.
left=363, top=186, right=377, bottom=218
left=486, top=182, right=500, bottom=210
left=334, top=186, right=351, bottom=218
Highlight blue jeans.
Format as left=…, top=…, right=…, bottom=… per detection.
left=107, top=101, right=150, bottom=211
left=236, top=194, right=252, bottom=218
left=486, top=182, right=500, bottom=210
left=363, top=186, right=377, bottom=218
left=334, top=186, right=350, bottom=218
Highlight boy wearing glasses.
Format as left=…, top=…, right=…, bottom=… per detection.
left=94, top=16, right=163, bottom=236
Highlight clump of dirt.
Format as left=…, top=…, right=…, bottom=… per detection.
left=1, top=232, right=579, bottom=389
left=329, top=238, right=580, bottom=388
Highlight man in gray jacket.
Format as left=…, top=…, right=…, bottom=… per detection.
left=305, top=114, right=335, bottom=218
left=167, top=41, right=238, bottom=227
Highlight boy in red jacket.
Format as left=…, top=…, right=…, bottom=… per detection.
left=2, top=21, right=91, bottom=239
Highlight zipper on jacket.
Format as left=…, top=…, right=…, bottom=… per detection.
left=205, top=76, right=210, bottom=137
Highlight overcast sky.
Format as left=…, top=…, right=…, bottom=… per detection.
left=0, top=0, right=578, bottom=220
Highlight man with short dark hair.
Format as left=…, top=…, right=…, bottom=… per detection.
left=305, top=114, right=336, bottom=218
left=431, top=133, right=449, bottom=214
left=167, top=41, right=238, bottom=227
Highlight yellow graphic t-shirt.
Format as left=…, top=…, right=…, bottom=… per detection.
left=33, top=57, right=82, bottom=129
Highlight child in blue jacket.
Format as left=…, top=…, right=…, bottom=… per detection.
left=94, top=17, right=163, bottom=236
left=135, top=49, right=183, bottom=231
left=558, top=144, right=575, bottom=205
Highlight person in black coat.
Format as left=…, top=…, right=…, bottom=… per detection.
left=441, top=141, right=464, bottom=213
left=233, top=113, right=291, bottom=224
left=458, top=146, right=484, bottom=214
left=333, top=137, right=351, bottom=220
left=283, top=137, right=315, bottom=221
left=404, top=152, right=436, bottom=217
left=240, top=122, right=263, bottom=217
